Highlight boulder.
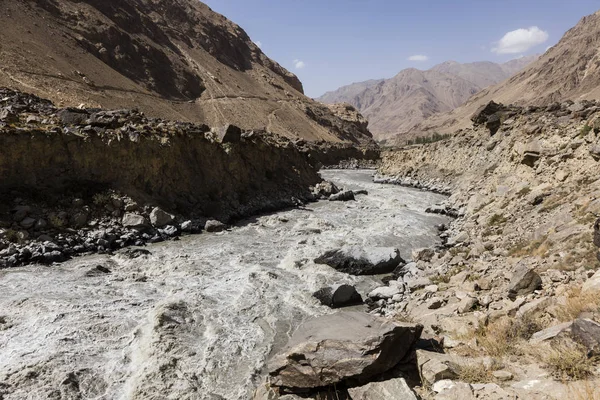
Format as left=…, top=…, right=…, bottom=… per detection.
left=531, top=319, right=600, bottom=356
left=507, top=265, right=541, bottom=300
left=312, top=181, right=339, bottom=198
left=20, top=217, right=36, bottom=230
left=416, top=350, right=460, bottom=387
left=313, top=284, right=363, bottom=308
left=583, top=269, right=600, bottom=293
left=150, top=207, right=175, bottom=227
left=368, top=284, right=403, bottom=300
left=347, top=377, right=417, bottom=400
left=216, top=124, right=242, bottom=143
left=590, top=144, right=600, bottom=161
left=329, top=190, right=355, bottom=202
left=70, top=211, right=89, bottom=228
left=412, top=247, right=435, bottom=262
left=121, top=213, right=150, bottom=230
left=205, top=219, right=227, bottom=233
left=314, top=246, right=405, bottom=275
left=268, top=311, right=422, bottom=390
left=521, top=140, right=542, bottom=167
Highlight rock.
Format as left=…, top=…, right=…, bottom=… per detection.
left=159, top=225, right=179, bottom=237
left=329, top=190, right=355, bottom=202
left=347, top=377, right=417, bottom=400
left=457, top=296, right=478, bottom=314
left=57, top=108, right=89, bottom=125
left=150, top=207, right=175, bottom=227
left=70, top=211, right=88, bottom=228
left=521, top=141, right=542, bottom=167
left=427, top=297, right=445, bottom=310
left=571, top=318, right=600, bottom=356
left=589, top=144, right=600, bottom=161
left=42, top=250, right=66, bottom=264
left=216, top=124, right=242, bottom=143
left=406, top=277, right=431, bottom=291
left=19, top=217, right=36, bottom=229
left=314, top=246, right=404, bottom=275
left=533, top=319, right=600, bottom=356
left=205, top=219, right=227, bottom=233
left=313, top=284, right=362, bottom=308
left=412, top=247, right=435, bottom=262
left=0, top=107, right=19, bottom=123
left=368, top=285, right=402, bottom=300
left=582, top=269, right=600, bottom=293
left=492, top=370, right=513, bottom=381
left=433, top=381, right=474, bottom=400
left=507, top=265, right=541, bottom=300
left=12, top=205, right=30, bottom=222
left=268, top=311, right=422, bottom=390
left=312, top=181, right=339, bottom=197
left=121, top=213, right=150, bottom=230
left=417, top=350, right=460, bottom=386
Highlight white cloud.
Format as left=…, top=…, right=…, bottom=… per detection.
left=255, top=41, right=262, bottom=48
left=492, top=26, right=549, bottom=54
left=293, top=59, right=306, bottom=69
left=408, top=54, right=428, bottom=61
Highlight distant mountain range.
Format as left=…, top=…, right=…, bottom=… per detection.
left=414, top=10, right=600, bottom=138
left=317, top=56, right=539, bottom=142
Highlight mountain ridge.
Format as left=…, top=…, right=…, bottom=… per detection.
left=317, top=56, right=538, bottom=142
left=0, top=0, right=374, bottom=145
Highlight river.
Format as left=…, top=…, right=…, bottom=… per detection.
left=0, top=170, right=449, bottom=400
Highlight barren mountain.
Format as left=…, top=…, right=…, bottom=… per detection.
left=0, top=0, right=373, bottom=144
left=415, top=10, right=600, bottom=136
left=318, top=58, right=537, bottom=142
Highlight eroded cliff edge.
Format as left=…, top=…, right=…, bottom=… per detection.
left=0, top=88, right=345, bottom=267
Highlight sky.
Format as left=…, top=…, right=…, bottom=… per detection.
left=203, top=0, right=600, bottom=98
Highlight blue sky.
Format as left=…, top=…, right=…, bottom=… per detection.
left=203, top=0, right=599, bottom=98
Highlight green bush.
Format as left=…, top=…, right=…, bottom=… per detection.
left=406, top=132, right=451, bottom=146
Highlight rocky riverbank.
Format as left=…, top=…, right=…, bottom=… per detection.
left=0, top=88, right=380, bottom=268
left=366, top=100, right=600, bottom=398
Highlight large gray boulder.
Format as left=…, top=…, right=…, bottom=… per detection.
left=313, top=284, right=362, bottom=308
left=268, top=311, right=422, bottom=390
left=149, top=207, right=175, bottom=228
left=314, top=246, right=405, bottom=275
left=121, top=213, right=149, bottom=230
left=348, top=377, right=417, bottom=400
left=507, top=264, right=542, bottom=300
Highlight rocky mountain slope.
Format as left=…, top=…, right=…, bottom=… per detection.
left=0, top=0, right=374, bottom=145
left=415, top=10, right=600, bottom=136
left=317, top=57, right=537, bottom=142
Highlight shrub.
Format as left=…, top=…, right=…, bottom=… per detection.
left=488, top=214, right=507, bottom=226
left=406, top=132, right=451, bottom=146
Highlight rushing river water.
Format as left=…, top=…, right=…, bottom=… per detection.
left=0, top=170, right=449, bottom=400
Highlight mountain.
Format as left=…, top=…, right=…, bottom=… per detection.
left=415, top=11, right=600, bottom=136
left=317, top=57, right=538, bottom=142
left=0, top=0, right=373, bottom=145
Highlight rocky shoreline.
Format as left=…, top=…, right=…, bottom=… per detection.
left=256, top=100, right=600, bottom=399
left=0, top=88, right=379, bottom=269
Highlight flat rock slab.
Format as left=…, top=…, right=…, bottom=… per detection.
left=348, top=377, right=417, bottom=400
left=268, top=311, right=422, bottom=390
left=314, top=246, right=405, bottom=275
